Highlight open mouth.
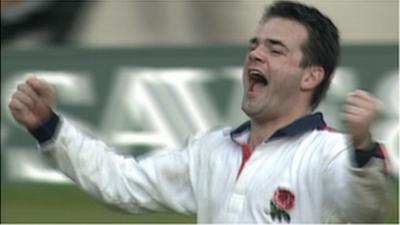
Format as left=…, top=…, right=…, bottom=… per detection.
left=248, top=69, right=268, bottom=92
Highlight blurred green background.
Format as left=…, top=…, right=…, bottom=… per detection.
left=1, top=184, right=195, bottom=223
left=1, top=181, right=397, bottom=223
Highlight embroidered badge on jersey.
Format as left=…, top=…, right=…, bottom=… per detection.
left=270, top=187, right=295, bottom=223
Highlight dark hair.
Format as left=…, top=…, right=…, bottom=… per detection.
left=261, top=1, right=340, bottom=110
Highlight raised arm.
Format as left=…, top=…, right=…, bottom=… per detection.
left=8, top=76, right=198, bottom=214
left=323, top=90, right=387, bottom=223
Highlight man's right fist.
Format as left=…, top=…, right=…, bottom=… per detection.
left=8, top=76, right=56, bottom=129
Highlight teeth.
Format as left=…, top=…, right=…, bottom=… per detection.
left=249, top=69, right=263, bottom=76
left=248, top=69, right=268, bottom=85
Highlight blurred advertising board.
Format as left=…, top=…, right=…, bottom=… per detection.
left=1, top=46, right=398, bottom=184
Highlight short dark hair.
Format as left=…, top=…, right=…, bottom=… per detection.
left=261, top=1, right=340, bottom=110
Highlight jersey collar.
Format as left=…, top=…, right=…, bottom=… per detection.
left=230, top=112, right=327, bottom=143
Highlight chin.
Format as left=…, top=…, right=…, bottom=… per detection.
left=241, top=103, right=259, bottom=118
left=241, top=103, right=252, bottom=117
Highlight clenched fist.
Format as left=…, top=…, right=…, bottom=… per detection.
left=343, top=90, right=382, bottom=150
left=8, top=76, right=56, bottom=129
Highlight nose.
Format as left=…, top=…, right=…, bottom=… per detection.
left=248, top=47, right=265, bottom=63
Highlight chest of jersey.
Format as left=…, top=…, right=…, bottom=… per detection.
left=195, top=134, right=326, bottom=223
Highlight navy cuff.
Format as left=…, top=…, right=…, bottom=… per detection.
left=28, top=111, right=60, bottom=144
left=353, top=142, right=380, bottom=168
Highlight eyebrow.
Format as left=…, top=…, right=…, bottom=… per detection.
left=249, top=37, right=258, bottom=45
left=249, top=37, right=289, bottom=51
left=266, top=39, right=289, bottom=51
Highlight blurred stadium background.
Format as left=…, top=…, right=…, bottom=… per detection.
left=1, top=0, right=398, bottom=223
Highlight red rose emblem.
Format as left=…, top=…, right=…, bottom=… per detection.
left=273, top=188, right=295, bottom=211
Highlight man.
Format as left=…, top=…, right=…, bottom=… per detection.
left=8, top=1, right=387, bottom=223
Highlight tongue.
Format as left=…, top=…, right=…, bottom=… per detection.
left=250, top=82, right=266, bottom=92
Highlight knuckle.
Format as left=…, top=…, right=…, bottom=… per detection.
left=357, top=89, right=365, bottom=94
left=17, top=84, right=24, bottom=90
left=346, top=96, right=356, bottom=103
left=356, top=89, right=366, bottom=95
left=8, top=101, right=17, bottom=109
left=26, top=79, right=37, bottom=89
left=11, top=93, right=19, bottom=101
left=14, top=91, right=23, bottom=99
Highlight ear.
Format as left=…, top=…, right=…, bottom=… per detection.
left=300, top=66, right=324, bottom=91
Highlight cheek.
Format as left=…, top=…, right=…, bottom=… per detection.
left=271, top=71, right=302, bottom=93
left=242, top=58, right=250, bottom=82
left=242, top=73, right=247, bottom=88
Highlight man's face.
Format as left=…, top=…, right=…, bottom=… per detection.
left=241, top=17, right=309, bottom=122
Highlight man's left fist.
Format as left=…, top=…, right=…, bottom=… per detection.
left=342, top=90, right=382, bottom=150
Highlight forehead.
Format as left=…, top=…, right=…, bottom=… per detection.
left=255, top=17, right=308, bottom=49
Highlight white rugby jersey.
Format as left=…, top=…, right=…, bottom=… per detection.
left=38, top=112, right=387, bottom=223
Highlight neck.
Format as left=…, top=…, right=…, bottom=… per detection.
left=248, top=107, right=311, bottom=150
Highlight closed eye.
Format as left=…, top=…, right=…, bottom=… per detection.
left=248, top=38, right=258, bottom=51
left=270, top=49, right=285, bottom=56
left=271, top=50, right=283, bottom=54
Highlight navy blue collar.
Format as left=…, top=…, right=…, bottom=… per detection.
left=230, top=112, right=327, bottom=142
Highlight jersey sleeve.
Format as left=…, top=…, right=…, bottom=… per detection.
left=322, top=135, right=387, bottom=223
left=39, top=115, right=198, bottom=215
